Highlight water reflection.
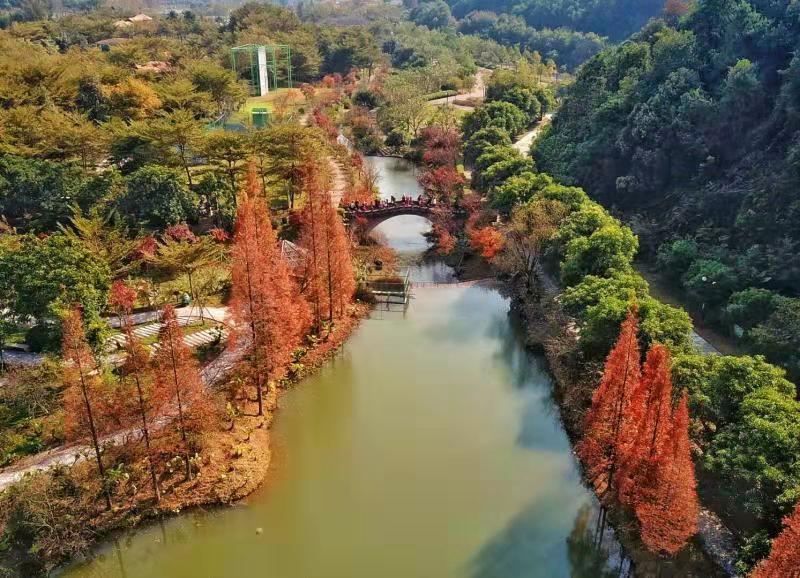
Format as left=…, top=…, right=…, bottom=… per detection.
left=364, top=156, right=423, bottom=201
left=371, top=214, right=433, bottom=254
left=61, top=158, right=624, bottom=578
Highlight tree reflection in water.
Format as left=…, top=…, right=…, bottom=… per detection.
left=567, top=505, right=618, bottom=578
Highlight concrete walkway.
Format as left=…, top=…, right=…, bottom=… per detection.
left=0, top=331, right=246, bottom=491
left=513, top=113, right=553, bottom=156
left=2, top=306, right=231, bottom=368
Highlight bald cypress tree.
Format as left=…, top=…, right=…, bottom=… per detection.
left=577, top=308, right=642, bottom=498
left=751, top=502, right=800, bottom=578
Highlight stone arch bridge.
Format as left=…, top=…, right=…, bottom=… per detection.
left=343, top=203, right=469, bottom=232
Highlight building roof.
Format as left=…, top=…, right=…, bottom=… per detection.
left=134, top=61, right=174, bottom=73
left=113, top=19, right=133, bottom=28
left=128, top=13, right=153, bottom=22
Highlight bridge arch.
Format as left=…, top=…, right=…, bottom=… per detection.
left=343, top=204, right=468, bottom=234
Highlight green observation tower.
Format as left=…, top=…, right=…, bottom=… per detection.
left=230, top=44, right=293, bottom=96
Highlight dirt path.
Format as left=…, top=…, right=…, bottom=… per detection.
left=428, top=68, right=489, bottom=110
left=329, top=156, right=348, bottom=207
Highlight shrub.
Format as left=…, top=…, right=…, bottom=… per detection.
left=657, top=238, right=699, bottom=282
left=726, top=288, right=781, bottom=331
left=682, top=258, right=742, bottom=308
left=25, top=324, right=60, bottom=354
left=560, top=223, right=638, bottom=286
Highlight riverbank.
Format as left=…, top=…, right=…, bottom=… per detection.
left=507, top=273, right=735, bottom=577
left=0, top=303, right=371, bottom=577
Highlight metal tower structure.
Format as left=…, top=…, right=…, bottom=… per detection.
left=230, top=44, right=293, bottom=96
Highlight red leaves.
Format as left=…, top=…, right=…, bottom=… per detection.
left=109, top=280, right=137, bottom=315
left=298, top=167, right=355, bottom=328
left=577, top=308, right=642, bottom=494
left=578, top=310, right=699, bottom=555
left=62, top=306, right=112, bottom=506
left=62, top=307, right=106, bottom=442
left=210, top=227, right=230, bottom=243
left=153, top=305, right=207, bottom=478
left=419, top=126, right=460, bottom=167
left=468, top=226, right=505, bottom=259
left=230, top=164, right=311, bottom=414
left=434, top=225, right=456, bottom=256
left=418, top=166, right=465, bottom=202
left=752, top=502, right=800, bottom=578
left=130, top=235, right=157, bottom=260
left=312, top=110, right=338, bottom=141
left=635, top=391, right=699, bottom=555
left=163, top=224, right=197, bottom=243
left=618, top=345, right=674, bottom=506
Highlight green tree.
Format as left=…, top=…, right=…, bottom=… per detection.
left=409, top=0, right=453, bottom=30
left=202, top=131, right=248, bottom=192
left=140, top=110, right=202, bottom=188
left=118, top=166, right=197, bottom=229
left=463, top=126, right=513, bottom=166
left=0, top=234, right=111, bottom=346
left=189, top=62, right=247, bottom=115
left=672, top=353, right=796, bottom=430
left=462, top=101, right=527, bottom=139
left=150, top=233, right=222, bottom=320
left=704, top=386, right=800, bottom=527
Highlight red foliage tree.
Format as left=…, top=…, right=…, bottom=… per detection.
left=751, top=502, right=800, bottom=578
left=164, top=223, right=198, bottom=243
left=152, top=305, right=205, bottom=479
left=312, top=109, right=339, bottom=141
left=577, top=308, right=642, bottom=498
left=62, top=306, right=112, bottom=509
left=468, top=226, right=505, bottom=259
left=229, top=165, right=311, bottom=415
left=664, top=0, right=691, bottom=17
left=298, top=167, right=355, bottom=329
left=617, top=344, right=674, bottom=507
left=419, top=126, right=460, bottom=167
left=418, top=166, right=465, bottom=202
left=635, top=390, right=699, bottom=554
left=110, top=283, right=163, bottom=502
left=434, top=226, right=456, bottom=255
left=109, top=279, right=137, bottom=321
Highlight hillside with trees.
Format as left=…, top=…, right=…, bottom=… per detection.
left=535, top=0, right=800, bottom=382
left=445, top=0, right=665, bottom=41
left=415, top=0, right=668, bottom=69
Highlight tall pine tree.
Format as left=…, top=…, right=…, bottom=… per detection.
left=635, top=390, right=699, bottom=554
left=110, top=281, right=163, bottom=502
left=618, top=344, right=674, bottom=508
left=298, top=165, right=355, bottom=329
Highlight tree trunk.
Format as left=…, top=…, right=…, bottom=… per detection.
left=74, top=349, right=112, bottom=510
left=166, top=329, right=192, bottom=480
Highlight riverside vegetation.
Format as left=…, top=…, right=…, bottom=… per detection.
left=1, top=0, right=799, bottom=576
left=459, top=47, right=800, bottom=577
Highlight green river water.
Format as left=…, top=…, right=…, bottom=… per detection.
left=60, top=157, right=619, bottom=578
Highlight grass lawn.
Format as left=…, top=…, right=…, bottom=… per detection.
left=229, top=88, right=307, bottom=125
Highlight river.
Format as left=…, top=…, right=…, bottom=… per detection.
left=60, top=157, right=618, bottom=578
